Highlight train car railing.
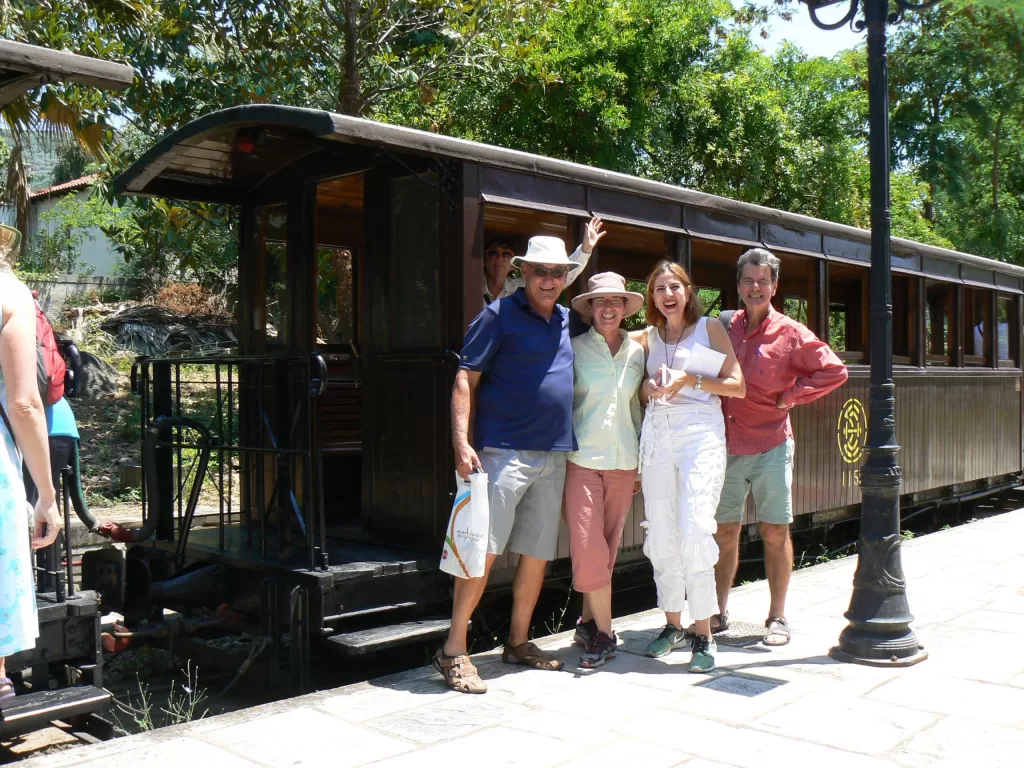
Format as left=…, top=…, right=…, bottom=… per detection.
left=130, top=354, right=329, bottom=572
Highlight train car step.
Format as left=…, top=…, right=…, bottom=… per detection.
left=0, top=686, right=111, bottom=738
left=326, top=618, right=453, bottom=656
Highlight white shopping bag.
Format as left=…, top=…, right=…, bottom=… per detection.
left=440, top=471, right=489, bottom=579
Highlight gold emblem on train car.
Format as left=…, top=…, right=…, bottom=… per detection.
left=837, top=397, right=867, bottom=464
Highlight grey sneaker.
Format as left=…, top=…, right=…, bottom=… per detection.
left=689, top=635, right=717, bottom=673
left=573, top=618, right=597, bottom=648
left=579, top=631, right=618, bottom=669
left=646, top=624, right=687, bottom=658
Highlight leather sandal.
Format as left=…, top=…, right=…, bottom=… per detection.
left=684, top=612, right=729, bottom=639
left=763, top=617, right=791, bottom=647
left=432, top=649, right=487, bottom=694
left=502, top=641, right=563, bottom=671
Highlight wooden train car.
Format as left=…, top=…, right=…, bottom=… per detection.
left=110, top=104, right=1023, bottom=686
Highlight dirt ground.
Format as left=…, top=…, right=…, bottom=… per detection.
left=71, top=373, right=143, bottom=510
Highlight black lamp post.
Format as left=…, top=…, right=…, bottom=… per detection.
left=801, top=0, right=934, bottom=666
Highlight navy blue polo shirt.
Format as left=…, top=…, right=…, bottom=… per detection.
left=460, top=289, right=576, bottom=452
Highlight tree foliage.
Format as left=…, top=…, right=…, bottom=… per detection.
left=6, top=0, right=1019, bottom=285
left=890, top=4, right=1024, bottom=261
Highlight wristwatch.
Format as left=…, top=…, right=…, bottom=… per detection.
left=694, top=374, right=703, bottom=390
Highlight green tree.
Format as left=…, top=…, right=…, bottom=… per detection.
left=890, top=5, right=1024, bottom=261
left=52, top=140, right=92, bottom=184
left=320, top=0, right=552, bottom=116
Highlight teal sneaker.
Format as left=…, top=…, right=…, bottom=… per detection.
left=646, top=624, right=687, bottom=658
left=688, top=635, right=717, bottom=673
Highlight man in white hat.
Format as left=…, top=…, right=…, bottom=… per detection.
left=482, top=218, right=601, bottom=306
left=435, top=218, right=605, bottom=694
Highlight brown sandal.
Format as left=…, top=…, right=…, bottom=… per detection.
left=433, top=649, right=487, bottom=694
left=502, top=641, right=563, bottom=671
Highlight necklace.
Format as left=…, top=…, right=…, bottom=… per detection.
left=660, top=323, right=688, bottom=380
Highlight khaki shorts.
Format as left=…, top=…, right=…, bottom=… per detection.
left=715, top=439, right=794, bottom=525
left=479, top=447, right=567, bottom=560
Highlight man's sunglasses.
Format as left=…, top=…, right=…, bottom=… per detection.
left=529, top=265, right=568, bottom=279
left=486, top=249, right=515, bottom=260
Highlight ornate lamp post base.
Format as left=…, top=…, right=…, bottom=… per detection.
left=831, top=507, right=929, bottom=663
left=830, top=637, right=927, bottom=667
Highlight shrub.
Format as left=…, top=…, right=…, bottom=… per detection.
left=152, top=281, right=222, bottom=315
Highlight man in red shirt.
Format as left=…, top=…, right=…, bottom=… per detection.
left=707, top=248, right=848, bottom=646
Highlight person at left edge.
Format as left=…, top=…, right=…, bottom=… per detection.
left=24, top=396, right=79, bottom=506
left=482, top=217, right=601, bottom=306
left=435, top=220, right=606, bottom=695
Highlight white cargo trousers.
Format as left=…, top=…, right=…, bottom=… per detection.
left=639, top=403, right=727, bottom=621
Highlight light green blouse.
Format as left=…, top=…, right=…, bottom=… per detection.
left=568, top=326, right=645, bottom=471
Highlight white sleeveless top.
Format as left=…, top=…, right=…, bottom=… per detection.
left=645, top=317, right=720, bottom=408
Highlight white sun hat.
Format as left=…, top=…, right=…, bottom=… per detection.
left=511, top=236, right=583, bottom=275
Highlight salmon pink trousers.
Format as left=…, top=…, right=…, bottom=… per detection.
left=562, top=462, right=638, bottom=593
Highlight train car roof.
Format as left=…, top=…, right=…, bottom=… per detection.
left=0, top=40, right=133, bottom=108
left=114, top=103, right=1024, bottom=283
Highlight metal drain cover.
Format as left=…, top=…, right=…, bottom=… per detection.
left=715, top=620, right=767, bottom=647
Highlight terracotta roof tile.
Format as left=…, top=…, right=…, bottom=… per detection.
left=30, top=173, right=99, bottom=202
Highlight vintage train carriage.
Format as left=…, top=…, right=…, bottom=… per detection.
left=110, top=104, right=1023, bottom=682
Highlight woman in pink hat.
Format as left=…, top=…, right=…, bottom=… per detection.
left=564, top=272, right=646, bottom=668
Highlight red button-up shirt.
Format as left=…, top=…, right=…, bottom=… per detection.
left=722, top=306, right=849, bottom=456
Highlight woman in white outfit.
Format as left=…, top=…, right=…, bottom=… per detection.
left=0, top=224, right=63, bottom=711
left=635, top=260, right=744, bottom=673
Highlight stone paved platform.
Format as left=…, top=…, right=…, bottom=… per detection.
left=23, top=510, right=1024, bottom=768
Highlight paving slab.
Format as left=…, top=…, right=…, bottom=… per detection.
left=890, top=717, right=1024, bottom=768
left=202, top=707, right=415, bottom=767
left=21, top=509, right=1024, bottom=768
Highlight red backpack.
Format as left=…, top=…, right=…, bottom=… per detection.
left=35, top=299, right=66, bottom=405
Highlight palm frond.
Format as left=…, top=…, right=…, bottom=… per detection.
left=38, top=89, right=109, bottom=160
left=1, top=96, right=35, bottom=142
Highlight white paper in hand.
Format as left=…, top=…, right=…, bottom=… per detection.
left=677, top=343, right=726, bottom=402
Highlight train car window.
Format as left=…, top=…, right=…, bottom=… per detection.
left=925, top=281, right=954, bottom=365
left=391, top=173, right=441, bottom=348
left=700, top=288, right=723, bottom=318
left=483, top=205, right=570, bottom=243
left=596, top=223, right=671, bottom=283
left=892, top=274, right=915, bottom=364
left=256, top=203, right=289, bottom=347
left=783, top=297, right=808, bottom=325
left=963, top=287, right=992, bottom=366
left=772, top=252, right=813, bottom=329
left=828, top=263, right=866, bottom=363
left=315, top=174, right=363, bottom=347
left=483, top=204, right=572, bottom=296
left=625, top=279, right=649, bottom=331
left=997, top=294, right=1016, bottom=367
left=691, top=239, right=741, bottom=310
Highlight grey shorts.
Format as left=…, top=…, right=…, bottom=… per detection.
left=479, top=447, right=567, bottom=560
left=715, top=438, right=795, bottom=525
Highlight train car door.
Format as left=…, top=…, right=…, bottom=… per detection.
left=313, top=173, right=365, bottom=526
left=361, top=167, right=457, bottom=549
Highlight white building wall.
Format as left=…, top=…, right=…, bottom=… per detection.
left=32, top=189, right=121, bottom=277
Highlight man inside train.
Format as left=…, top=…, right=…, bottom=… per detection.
left=706, top=248, right=848, bottom=647
left=482, top=230, right=592, bottom=306
left=436, top=218, right=605, bottom=694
